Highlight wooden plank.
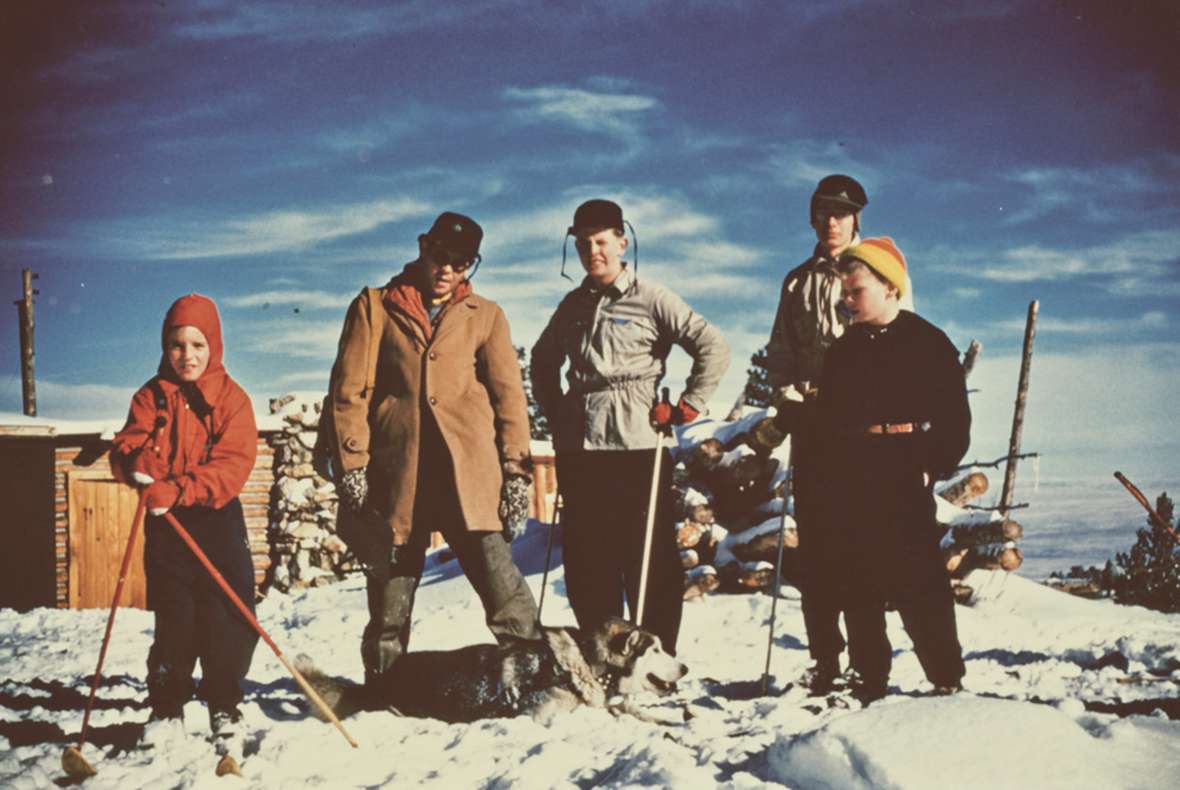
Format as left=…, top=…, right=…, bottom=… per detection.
left=67, top=472, right=147, bottom=609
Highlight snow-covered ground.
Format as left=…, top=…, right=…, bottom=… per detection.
left=2, top=517, right=1179, bottom=789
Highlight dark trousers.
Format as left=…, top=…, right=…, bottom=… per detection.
left=557, top=449, right=684, bottom=654
left=143, top=500, right=258, bottom=718
left=842, top=566, right=965, bottom=688
left=360, top=413, right=540, bottom=684
left=795, top=476, right=846, bottom=668
left=800, top=581, right=845, bottom=665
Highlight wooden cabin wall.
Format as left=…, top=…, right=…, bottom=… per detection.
left=51, top=435, right=276, bottom=608
left=0, top=438, right=56, bottom=611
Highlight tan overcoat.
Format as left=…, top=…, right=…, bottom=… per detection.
left=330, top=284, right=531, bottom=544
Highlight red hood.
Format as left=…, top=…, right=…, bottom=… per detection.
left=157, top=293, right=228, bottom=397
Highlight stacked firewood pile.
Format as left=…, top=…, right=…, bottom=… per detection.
left=265, top=393, right=357, bottom=591
left=672, top=408, right=1024, bottom=604
left=673, top=408, right=793, bottom=599
left=935, top=471, right=1024, bottom=603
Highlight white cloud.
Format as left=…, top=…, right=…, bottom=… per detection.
left=172, top=1, right=499, bottom=42
left=928, top=228, right=1180, bottom=293
left=239, top=322, right=342, bottom=359
left=503, top=84, right=660, bottom=149
left=221, top=290, right=353, bottom=310
left=990, top=311, right=1167, bottom=336
left=110, top=197, right=432, bottom=260
left=767, top=140, right=881, bottom=189
left=273, top=370, right=331, bottom=386
left=1001, top=160, right=1180, bottom=225
left=0, top=376, right=135, bottom=421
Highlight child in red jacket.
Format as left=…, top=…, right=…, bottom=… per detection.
left=110, top=294, right=258, bottom=754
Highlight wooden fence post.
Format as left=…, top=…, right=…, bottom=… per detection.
left=999, top=300, right=1038, bottom=513
left=16, top=268, right=39, bottom=416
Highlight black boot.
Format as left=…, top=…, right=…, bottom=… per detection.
left=800, top=657, right=841, bottom=696
left=845, top=670, right=888, bottom=706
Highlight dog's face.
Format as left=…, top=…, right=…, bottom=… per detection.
left=603, top=623, right=688, bottom=697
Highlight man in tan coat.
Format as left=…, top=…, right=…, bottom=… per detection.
left=328, top=211, right=541, bottom=694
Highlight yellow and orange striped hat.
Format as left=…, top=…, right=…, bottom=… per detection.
left=842, top=237, right=908, bottom=297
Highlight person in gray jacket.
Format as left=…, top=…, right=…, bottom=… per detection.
left=531, top=199, right=729, bottom=652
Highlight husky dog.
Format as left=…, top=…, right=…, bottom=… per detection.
left=299, top=618, right=687, bottom=725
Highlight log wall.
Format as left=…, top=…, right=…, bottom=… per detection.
left=50, top=434, right=276, bottom=608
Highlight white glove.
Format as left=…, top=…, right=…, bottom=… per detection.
left=132, top=472, right=156, bottom=486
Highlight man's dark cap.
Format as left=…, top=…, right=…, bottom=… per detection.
left=811, top=174, right=868, bottom=216
left=424, top=211, right=483, bottom=259
left=568, top=199, right=624, bottom=235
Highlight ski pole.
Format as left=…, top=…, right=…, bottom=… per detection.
left=62, top=489, right=149, bottom=780
left=761, top=486, right=791, bottom=696
left=160, top=510, right=359, bottom=749
left=635, top=429, right=667, bottom=628
left=762, top=418, right=802, bottom=696
left=536, top=489, right=562, bottom=626
left=1115, top=471, right=1180, bottom=547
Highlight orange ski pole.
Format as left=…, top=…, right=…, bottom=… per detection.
left=62, top=489, right=148, bottom=779
left=160, top=510, right=358, bottom=748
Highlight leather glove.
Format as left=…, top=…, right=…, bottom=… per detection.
left=145, top=480, right=180, bottom=516
left=498, top=475, right=530, bottom=542
left=338, top=467, right=369, bottom=514
left=750, top=417, right=787, bottom=453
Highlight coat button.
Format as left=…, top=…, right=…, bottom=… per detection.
left=428, top=351, right=437, bottom=360
left=345, top=437, right=360, bottom=451
left=429, top=396, right=438, bottom=406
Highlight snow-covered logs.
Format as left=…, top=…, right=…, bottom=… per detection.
left=934, top=474, right=1025, bottom=581
left=265, top=393, right=357, bottom=591
left=673, top=409, right=796, bottom=597
left=672, top=407, right=1027, bottom=604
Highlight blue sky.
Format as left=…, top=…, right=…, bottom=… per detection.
left=2, top=0, right=1177, bottom=481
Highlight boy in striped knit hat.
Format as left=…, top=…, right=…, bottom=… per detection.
left=776, top=237, right=971, bottom=703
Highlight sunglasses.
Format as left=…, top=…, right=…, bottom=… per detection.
left=431, top=244, right=480, bottom=273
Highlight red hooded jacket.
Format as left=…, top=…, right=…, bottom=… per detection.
left=110, top=294, right=258, bottom=510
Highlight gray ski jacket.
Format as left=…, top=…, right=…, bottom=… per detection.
left=531, top=266, right=729, bottom=452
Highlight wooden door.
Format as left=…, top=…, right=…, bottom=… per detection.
left=67, top=472, right=147, bottom=609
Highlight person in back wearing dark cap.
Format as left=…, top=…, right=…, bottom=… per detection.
left=530, top=199, right=729, bottom=653
left=764, top=174, right=914, bottom=695
left=327, top=211, right=541, bottom=697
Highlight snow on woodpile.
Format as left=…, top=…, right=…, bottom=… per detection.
left=671, top=408, right=1026, bottom=604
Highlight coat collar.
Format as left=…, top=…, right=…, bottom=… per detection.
left=580, top=264, right=634, bottom=299
left=382, top=264, right=474, bottom=346
left=812, top=233, right=862, bottom=268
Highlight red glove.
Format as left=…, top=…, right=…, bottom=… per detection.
left=672, top=398, right=699, bottom=425
left=650, top=399, right=674, bottom=428
left=145, top=480, right=180, bottom=516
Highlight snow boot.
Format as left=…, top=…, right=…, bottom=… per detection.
left=845, top=670, right=887, bottom=706
left=800, top=657, right=841, bottom=696
left=210, top=707, right=244, bottom=777
left=930, top=682, right=963, bottom=696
